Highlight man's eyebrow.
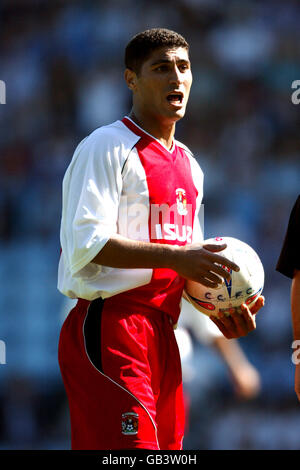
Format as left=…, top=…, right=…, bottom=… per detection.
left=150, top=58, right=190, bottom=66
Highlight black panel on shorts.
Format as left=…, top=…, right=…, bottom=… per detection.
left=83, top=297, right=104, bottom=373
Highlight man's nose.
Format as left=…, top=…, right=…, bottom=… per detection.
left=169, top=65, right=182, bottom=84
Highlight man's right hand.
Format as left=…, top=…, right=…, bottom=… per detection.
left=173, top=242, right=240, bottom=287
left=93, top=236, right=239, bottom=287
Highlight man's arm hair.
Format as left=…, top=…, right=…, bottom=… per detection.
left=91, top=233, right=239, bottom=287
left=92, top=233, right=178, bottom=270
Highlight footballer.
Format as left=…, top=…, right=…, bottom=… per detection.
left=57, top=28, right=264, bottom=450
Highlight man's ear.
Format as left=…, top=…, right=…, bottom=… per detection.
left=124, top=68, right=137, bottom=91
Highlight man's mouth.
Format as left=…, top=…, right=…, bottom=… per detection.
left=166, top=91, right=184, bottom=105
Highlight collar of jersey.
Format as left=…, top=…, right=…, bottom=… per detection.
left=123, top=116, right=175, bottom=154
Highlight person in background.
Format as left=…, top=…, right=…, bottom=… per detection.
left=276, top=195, right=300, bottom=401
left=177, top=298, right=261, bottom=402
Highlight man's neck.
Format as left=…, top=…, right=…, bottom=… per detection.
left=128, top=110, right=175, bottom=151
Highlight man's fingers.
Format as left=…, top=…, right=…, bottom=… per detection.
left=248, top=296, right=265, bottom=315
left=219, top=311, right=250, bottom=337
left=204, top=270, right=225, bottom=285
left=210, top=304, right=258, bottom=339
left=203, top=243, right=227, bottom=252
left=233, top=307, right=256, bottom=334
left=203, top=246, right=240, bottom=273
left=209, top=315, right=235, bottom=339
left=208, top=264, right=232, bottom=282
left=190, top=269, right=226, bottom=287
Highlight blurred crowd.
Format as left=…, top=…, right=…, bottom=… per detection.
left=0, top=0, right=299, bottom=449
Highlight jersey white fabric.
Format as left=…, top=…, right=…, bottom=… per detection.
left=58, top=118, right=204, bottom=300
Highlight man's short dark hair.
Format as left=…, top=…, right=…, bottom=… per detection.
left=125, top=28, right=189, bottom=75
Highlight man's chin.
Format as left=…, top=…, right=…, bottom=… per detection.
left=163, top=107, right=186, bottom=123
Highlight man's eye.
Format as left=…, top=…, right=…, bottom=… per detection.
left=156, top=65, right=168, bottom=72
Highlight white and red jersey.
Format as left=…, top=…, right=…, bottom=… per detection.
left=58, top=116, right=203, bottom=323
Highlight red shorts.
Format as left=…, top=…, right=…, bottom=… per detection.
left=58, top=296, right=185, bottom=450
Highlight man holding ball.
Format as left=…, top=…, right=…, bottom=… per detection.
left=57, top=28, right=264, bottom=450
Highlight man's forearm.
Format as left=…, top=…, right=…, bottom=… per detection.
left=91, top=234, right=241, bottom=288
left=291, top=269, right=300, bottom=340
left=92, top=234, right=180, bottom=270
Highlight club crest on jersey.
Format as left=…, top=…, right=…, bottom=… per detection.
left=176, top=188, right=188, bottom=216
left=121, top=412, right=139, bottom=435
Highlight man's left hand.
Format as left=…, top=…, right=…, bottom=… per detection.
left=209, top=296, right=265, bottom=339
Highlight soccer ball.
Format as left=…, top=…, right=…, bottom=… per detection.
left=184, top=236, right=264, bottom=317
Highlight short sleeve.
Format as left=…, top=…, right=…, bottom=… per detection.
left=60, top=130, right=124, bottom=276
left=276, top=195, right=300, bottom=279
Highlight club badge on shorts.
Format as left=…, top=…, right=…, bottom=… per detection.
left=121, top=412, right=139, bottom=435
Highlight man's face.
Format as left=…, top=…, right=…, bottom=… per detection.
left=127, top=46, right=192, bottom=124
